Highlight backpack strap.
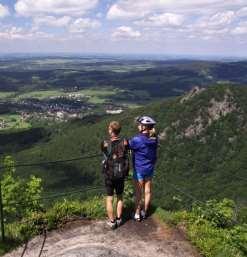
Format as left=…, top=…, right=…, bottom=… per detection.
left=106, top=140, right=112, bottom=158
left=103, top=138, right=119, bottom=159
left=103, top=137, right=128, bottom=160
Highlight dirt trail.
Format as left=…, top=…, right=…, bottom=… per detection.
left=5, top=217, right=201, bottom=257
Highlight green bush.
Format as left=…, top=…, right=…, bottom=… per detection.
left=192, top=199, right=236, bottom=228
left=187, top=222, right=243, bottom=257
left=5, top=196, right=105, bottom=243
left=238, top=207, right=247, bottom=224
left=229, top=225, right=247, bottom=255
left=155, top=199, right=246, bottom=257
left=1, top=156, right=43, bottom=221
left=44, top=196, right=105, bottom=230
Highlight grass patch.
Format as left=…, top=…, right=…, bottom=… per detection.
left=1, top=88, right=119, bottom=104
left=0, top=92, right=15, bottom=99
left=77, top=88, right=119, bottom=104
left=16, top=90, right=64, bottom=100
left=155, top=200, right=247, bottom=257
left=0, top=114, right=31, bottom=130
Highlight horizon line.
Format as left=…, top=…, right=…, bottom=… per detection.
left=0, top=52, right=246, bottom=61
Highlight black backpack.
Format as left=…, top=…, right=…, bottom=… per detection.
left=102, top=138, right=129, bottom=179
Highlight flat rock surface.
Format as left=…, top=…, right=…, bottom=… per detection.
left=5, top=217, right=201, bottom=257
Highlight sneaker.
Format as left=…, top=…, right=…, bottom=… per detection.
left=133, top=213, right=141, bottom=222
left=141, top=210, right=147, bottom=219
left=106, top=220, right=117, bottom=230
left=116, top=218, right=123, bottom=227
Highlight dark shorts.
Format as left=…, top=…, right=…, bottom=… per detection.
left=105, top=178, right=124, bottom=196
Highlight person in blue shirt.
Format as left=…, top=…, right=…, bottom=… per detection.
left=129, top=116, right=158, bottom=221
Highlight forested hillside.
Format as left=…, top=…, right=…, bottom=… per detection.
left=1, top=84, right=246, bottom=209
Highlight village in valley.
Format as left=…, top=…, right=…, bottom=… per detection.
left=0, top=89, right=124, bottom=129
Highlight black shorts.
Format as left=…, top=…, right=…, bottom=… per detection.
left=105, top=178, right=124, bottom=196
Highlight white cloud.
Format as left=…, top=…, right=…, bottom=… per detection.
left=0, top=26, right=53, bottom=40
left=231, top=21, right=247, bottom=35
left=237, top=7, right=247, bottom=17
left=200, top=11, right=235, bottom=28
left=69, top=18, right=101, bottom=33
left=107, top=4, right=138, bottom=20
left=106, top=0, right=246, bottom=45
left=33, top=16, right=72, bottom=28
left=15, top=0, right=98, bottom=17
left=32, top=16, right=101, bottom=34
left=1, top=0, right=246, bottom=55
left=112, top=26, right=141, bottom=40
left=107, top=0, right=246, bottom=20
left=231, top=26, right=247, bottom=35
left=180, top=11, right=236, bottom=40
left=203, top=28, right=229, bottom=35
left=136, top=13, right=185, bottom=27
left=0, top=27, right=23, bottom=39
left=0, top=4, right=9, bottom=18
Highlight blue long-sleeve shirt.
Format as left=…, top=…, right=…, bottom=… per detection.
left=129, top=133, right=158, bottom=175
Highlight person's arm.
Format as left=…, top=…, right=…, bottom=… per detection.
left=101, top=140, right=109, bottom=157
left=101, top=140, right=108, bottom=174
left=123, top=138, right=129, bottom=150
left=122, top=138, right=130, bottom=177
left=153, top=138, right=158, bottom=164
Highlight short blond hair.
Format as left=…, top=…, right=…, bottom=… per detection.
left=109, top=121, right=121, bottom=135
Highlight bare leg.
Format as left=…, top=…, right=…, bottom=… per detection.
left=106, top=196, right=114, bottom=221
left=144, top=179, right=152, bottom=213
left=134, top=180, right=144, bottom=215
left=116, top=194, right=123, bottom=219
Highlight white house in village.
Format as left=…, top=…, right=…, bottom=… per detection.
left=106, top=109, right=123, bottom=115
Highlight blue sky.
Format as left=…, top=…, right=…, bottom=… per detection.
left=0, top=0, right=247, bottom=56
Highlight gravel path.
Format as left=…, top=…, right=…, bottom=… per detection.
left=5, top=217, right=201, bottom=257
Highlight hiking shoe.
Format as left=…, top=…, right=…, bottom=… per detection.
left=106, top=220, right=117, bottom=230
left=133, top=213, right=141, bottom=222
left=141, top=210, right=147, bottom=219
left=116, top=218, right=123, bottom=227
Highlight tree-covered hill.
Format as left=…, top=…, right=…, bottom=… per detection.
left=1, top=85, right=246, bottom=209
